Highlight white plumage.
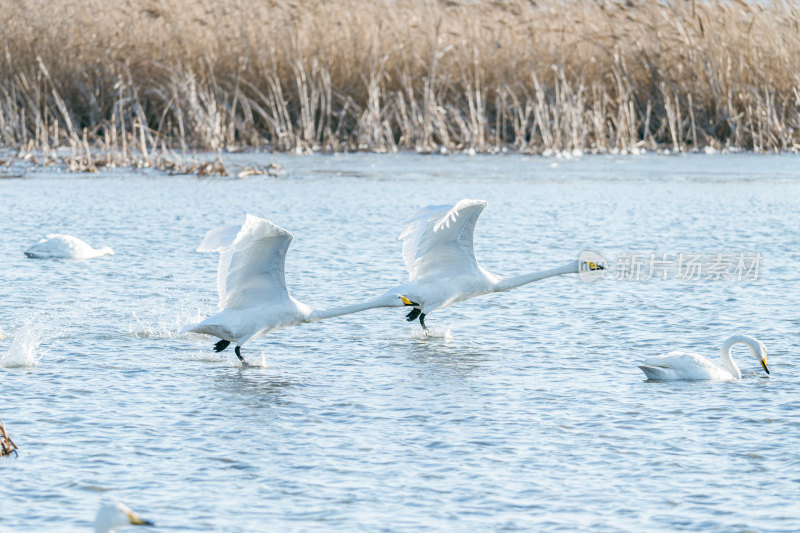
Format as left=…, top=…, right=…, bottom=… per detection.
left=94, top=502, right=152, bottom=533
left=197, top=215, right=294, bottom=312
left=24, top=234, right=113, bottom=259
left=399, top=200, right=487, bottom=282
left=183, top=214, right=404, bottom=362
left=385, top=199, right=604, bottom=329
left=639, top=335, right=770, bottom=380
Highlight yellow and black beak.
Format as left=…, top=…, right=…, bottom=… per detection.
left=760, top=358, right=770, bottom=375
left=399, top=295, right=419, bottom=307
left=128, top=513, right=154, bottom=526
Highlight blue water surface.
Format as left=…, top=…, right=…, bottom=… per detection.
left=1, top=153, right=799, bottom=532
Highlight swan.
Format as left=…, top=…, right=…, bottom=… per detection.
left=24, top=234, right=113, bottom=259
left=94, top=502, right=153, bottom=532
left=182, top=214, right=406, bottom=364
left=382, top=199, right=606, bottom=330
left=639, top=335, right=770, bottom=380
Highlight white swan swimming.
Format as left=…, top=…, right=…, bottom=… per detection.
left=639, top=335, right=770, bottom=380
left=382, top=199, right=605, bottom=330
left=182, top=214, right=406, bottom=363
left=24, top=234, right=113, bottom=259
left=94, top=502, right=153, bottom=532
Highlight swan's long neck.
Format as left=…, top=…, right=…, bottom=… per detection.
left=720, top=335, right=761, bottom=380
left=308, top=293, right=402, bottom=322
left=491, top=260, right=579, bottom=293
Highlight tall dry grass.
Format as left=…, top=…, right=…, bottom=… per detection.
left=2, top=0, right=800, bottom=165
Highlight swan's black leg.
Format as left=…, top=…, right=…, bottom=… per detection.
left=214, top=339, right=231, bottom=352
left=406, top=308, right=421, bottom=322
left=234, top=345, right=246, bottom=363
left=419, top=313, right=427, bottom=331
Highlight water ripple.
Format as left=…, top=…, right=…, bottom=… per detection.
left=1, top=153, right=799, bottom=531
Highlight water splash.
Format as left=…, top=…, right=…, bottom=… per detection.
left=181, top=350, right=228, bottom=363
left=224, top=350, right=269, bottom=369
left=181, top=346, right=269, bottom=368
left=1, top=320, right=43, bottom=368
left=129, top=306, right=205, bottom=340
left=250, top=353, right=269, bottom=368
left=234, top=353, right=269, bottom=369
left=411, top=325, right=453, bottom=341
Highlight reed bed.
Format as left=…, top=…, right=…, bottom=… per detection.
left=1, top=0, right=800, bottom=167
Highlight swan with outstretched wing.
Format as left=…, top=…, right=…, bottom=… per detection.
left=183, top=214, right=405, bottom=364
left=385, top=199, right=605, bottom=330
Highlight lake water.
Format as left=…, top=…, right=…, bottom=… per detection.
left=1, top=153, right=799, bottom=532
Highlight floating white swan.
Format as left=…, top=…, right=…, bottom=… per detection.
left=182, top=215, right=405, bottom=363
left=94, top=502, right=153, bottom=532
left=639, top=335, right=770, bottom=380
left=382, top=199, right=605, bottom=330
left=24, top=234, right=113, bottom=259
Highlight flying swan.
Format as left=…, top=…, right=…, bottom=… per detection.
left=182, top=215, right=406, bottom=363
left=24, top=234, right=113, bottom=259
left=638, top=335, right=770, bottom=380
left=385, top=199, right=606, bottom=330
left=94, top=501, right=153, bottom=532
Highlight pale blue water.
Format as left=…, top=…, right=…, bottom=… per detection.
left=1, top=153, right=799, bottom=532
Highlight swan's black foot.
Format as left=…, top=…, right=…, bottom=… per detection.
left=234, top=345, right=247, bottom=365
left=214, top=339, right=231, bottom=352
left=406, top=308, right=421, bottom=322
left=419, top=312, right=428, bottom=332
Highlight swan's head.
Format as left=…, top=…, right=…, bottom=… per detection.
left=577, top=251, right=608, bottom=282
left=757, top=342, right=769, bottom=375
left=94, top=502, right=153, bottom=533
left=725, top=335, right=769, bottom=376
left=744, top=337, right=769, bottom=375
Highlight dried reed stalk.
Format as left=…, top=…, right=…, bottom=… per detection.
left=1, top=0, right=799, bottom=165
left=0, top=421, right=18, bottom=457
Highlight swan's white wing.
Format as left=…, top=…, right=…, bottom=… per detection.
left=197, top=214, right=293, bottom=310
left=640, top=351, right=730, bottom=380
left=398, top=199, right=487, bottom=281
left=197, top=224, right=242, bottom=253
